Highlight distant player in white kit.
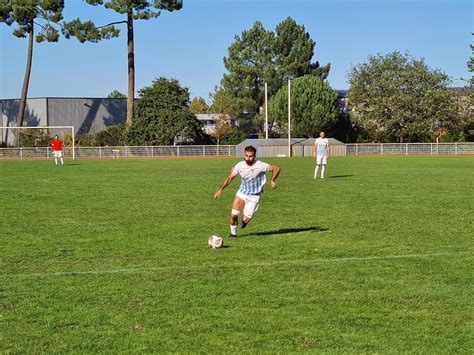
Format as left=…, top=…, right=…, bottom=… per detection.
left=214, top=145, right=281, bottom=238
left=314, top=131, right=329, bottom=178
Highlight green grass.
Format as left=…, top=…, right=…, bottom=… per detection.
left=1, top=156, right=472, bottom=352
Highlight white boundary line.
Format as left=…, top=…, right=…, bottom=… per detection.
left=3, top=251, right=472, bottom=279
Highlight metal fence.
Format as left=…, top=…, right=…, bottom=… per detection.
left=0, top=145, right=236, bottom=160
left=345, top=143, right=474, bottom=156
left=1, top=143, right=473, bottom=160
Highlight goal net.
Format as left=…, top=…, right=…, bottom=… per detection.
left=0, top=126, right=75, bottom=159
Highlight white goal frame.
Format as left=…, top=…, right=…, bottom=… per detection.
left=0, top=126, right=75, bottom=160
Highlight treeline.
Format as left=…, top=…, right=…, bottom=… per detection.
left=3, top=1, right=472, bottom=143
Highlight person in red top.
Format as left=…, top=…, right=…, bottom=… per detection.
left=51, top=135, right=64, bottom=165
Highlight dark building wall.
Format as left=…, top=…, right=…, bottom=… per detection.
left=47, top=98, right=126, bottom=134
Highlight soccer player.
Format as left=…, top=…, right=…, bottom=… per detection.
left=214, top=145, right=281, bottom=238
left=313, top=131, right=329, bottom=178
left=51, top=135, right=64, bottom=165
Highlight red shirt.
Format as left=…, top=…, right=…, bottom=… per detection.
left=52, top=139, right=63, bottom=151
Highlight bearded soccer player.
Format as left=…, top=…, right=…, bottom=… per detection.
left=51, top=135, right=64, bottom=165
left=214, top=145, right=281, bottom=238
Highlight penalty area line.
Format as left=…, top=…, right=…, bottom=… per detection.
left=4, top=251, right=473, bottom=279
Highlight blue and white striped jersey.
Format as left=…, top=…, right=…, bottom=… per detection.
left=315, top=137, right=329, bottom=157
left=232, top=160, right=270, bottom=195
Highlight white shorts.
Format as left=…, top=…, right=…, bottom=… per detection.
left=316, top=155, right=327, bottom=165
left=236, top=191, right=261, bottom=219
left=53, top=150, right=63, bottom=158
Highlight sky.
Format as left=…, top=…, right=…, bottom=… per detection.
left=0, top=0, right=472, bottom=102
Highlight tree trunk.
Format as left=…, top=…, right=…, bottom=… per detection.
left=126, top=10, right=135, bottom=126
left=17, top=19, right=34, bottom=128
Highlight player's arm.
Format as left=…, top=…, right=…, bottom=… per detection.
left=214, top=169, right=237, bottom=200
left=268, top=165, right=281, bottom=189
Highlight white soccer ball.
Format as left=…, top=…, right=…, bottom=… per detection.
left=208, top=235, right=223, bottom=249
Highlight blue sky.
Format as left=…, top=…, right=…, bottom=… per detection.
left=1, top=0, right=472, bottom=102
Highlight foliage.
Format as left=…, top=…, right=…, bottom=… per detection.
left=467, top=33, right=474, bottom=87
left=269, top=75, right=338, bottom=137
left=17, top=128, right=50, bottom=147
left=96, top=124, right=127, bottom=146
left=75, top=133, right=97, bottom=146
left=0, top=0, right=64, bottom=42
left=68, top=0, right=183, bottom=126
left=222, top=17, right=329, bottom=119
left=189, top=96, right=209, bottom=113
left=347, top=52, right=460, bottom=143
left=127, top=77, right=204, bottom=145
left=219, top=126, right=248, bottom=145
left=107, top=90, right=127, bottom=99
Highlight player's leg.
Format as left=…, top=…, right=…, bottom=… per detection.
left=229, top=195, right=245, bottom=238
left=59, top=151, right=64, bottom=165
left=241, top=195, right=260, bottom=229
left=314, top=156, right=322, bottom=178
left=321, top=156, right=327, bottom=178
left=54, top=151, right=58, bottom=165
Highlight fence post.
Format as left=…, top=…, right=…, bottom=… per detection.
left=203, top=146, right=205, bottom=157
left=125, top=146, right=128, bottom=158
left=151, top=146, right=154, bottom=157
left=430, top=143, right=433, bottom=156
left=381, top=143, right=383, bottom=156
left=20, top=147, right=23, bottom=160
left=455, top=143, right=458, bottom=156
left=356, top=144, right=359, bottom=156
left=99, top=147, right=102, bottom=159
left=177, top=145, right=180, bottom=157
left=47, top=147, right=49, bottom=159
left=406, top=144, right=408, bottom=156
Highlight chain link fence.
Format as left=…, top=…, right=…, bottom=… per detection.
left=0, top=145, right=236, bottom=160
left=345, top=143, right=474, bottom=156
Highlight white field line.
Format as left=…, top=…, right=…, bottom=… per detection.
left=3, top=251, right=472, bottom=279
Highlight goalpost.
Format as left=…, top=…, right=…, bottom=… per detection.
left=0, top=126, right=75, bottom=160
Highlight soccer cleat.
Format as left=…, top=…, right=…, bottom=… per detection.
left=227, top=233, right=237, bottom=239
left=321, top=176, right=325, bottom=179
left=241, top=221, right=248, bottom=229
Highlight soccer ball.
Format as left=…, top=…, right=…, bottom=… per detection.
left=208, top=235, right=223, bottom=249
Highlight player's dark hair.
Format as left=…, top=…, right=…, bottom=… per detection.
left=244, top=145, right=257, bottom=155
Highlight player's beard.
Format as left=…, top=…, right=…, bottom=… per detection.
left=245, top=159, right=255, bottom=166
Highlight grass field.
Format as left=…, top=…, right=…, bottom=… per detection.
left=1, top=156, right=472, bottom=352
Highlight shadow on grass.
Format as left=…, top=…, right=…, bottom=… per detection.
left=328, top=175, right=354, bottom=179
left=245, top=226, right=328, bottom=237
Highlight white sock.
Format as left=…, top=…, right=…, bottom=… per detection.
left=230, top=225, right=237, bottom=236
left=314, top=165, right=319, bottom=178
left=55, top=158, right=58, bottom=165
left=60, top=158, right=64, bottom=165
left=321, top=165, right=326, bottom=178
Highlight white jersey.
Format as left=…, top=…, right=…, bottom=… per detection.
left=315, top=137, right=329, bottom=157
left=232, top=160, right=270, bottom=195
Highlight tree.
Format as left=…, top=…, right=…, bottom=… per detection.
left=0, top=1, right=64, bottom=128
left=347, top=52, right=460, bottom=142
left=107, top=89, right=127, bottom=98
left=189, top=96, right=209, bottom=113
left=221, top=17, right=330, bottom=126
left=127, top=77, right=203, bottom=145
left=273, top=17, right=329, bottom=87
left=0, top=1, right=119, bottom=129
left=96, top=124, right=126, bottom=145
left=222, top=21, right=274, bottom=115
left=76, top=0, right=183, bottom=126
left=269, top=75, right=338, bottom=137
